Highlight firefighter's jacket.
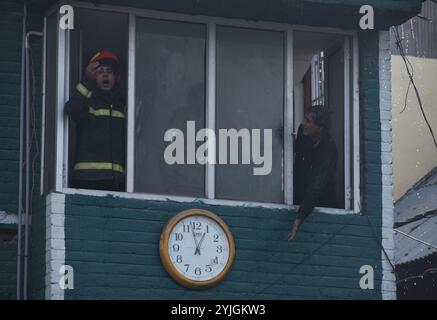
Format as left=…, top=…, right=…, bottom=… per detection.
left=65, top=78, right=126, bottom=185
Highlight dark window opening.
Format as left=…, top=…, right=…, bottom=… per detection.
left=67, top=8, right=129, bottom=190
left=293, top=31, right=353, bottom=210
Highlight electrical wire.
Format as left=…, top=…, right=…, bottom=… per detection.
left=392, top=25, right=437, bottom=148
left=397, top=267, right=437, bottom=283
left=394, top=228, right=437, bottom=250
left=394, top=208, right=437, bottom=228
left=400, top=80, right=411, bottom=114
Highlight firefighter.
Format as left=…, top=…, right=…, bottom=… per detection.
left=65, top=50, right=126, bottom=191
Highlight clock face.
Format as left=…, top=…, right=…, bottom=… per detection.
left=160, top=209, right=235, bottom=288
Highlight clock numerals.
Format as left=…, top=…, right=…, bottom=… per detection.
left=175, top=233, right=183, bottom=241
left=176, top=255, right=182, bottom=263
left=213, top=234, right=219, bottom=242
left=217, top=245, right=223, bottom=253
left=194, top=221, right=202, bottom=231
left=195, top=267, right=202, bottom=276
left=184, top=264, right=214, bottom=276
left=183, top=224, right=190, bottom=233
left=183, top=222, right=205, bottom=233
left=172, top=244, right=180, bottom=252
left=182, top=220, right=215, bottom=235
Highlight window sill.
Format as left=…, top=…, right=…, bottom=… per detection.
left=61, top=188, right=359, bottom=215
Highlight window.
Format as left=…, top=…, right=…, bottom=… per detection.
left=43, top=3, right=359, bottom=212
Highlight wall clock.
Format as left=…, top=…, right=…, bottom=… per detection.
left=159, top=209, right=235, bottom=289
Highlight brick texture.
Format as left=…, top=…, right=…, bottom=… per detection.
left=0, top=0, right=22, bottom=215
left=64, top=195, right=383, bottom=299
left=0, top=0, right=22, bottom=300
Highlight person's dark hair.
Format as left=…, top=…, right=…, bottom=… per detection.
left=308, top=105, right=332, bottom=131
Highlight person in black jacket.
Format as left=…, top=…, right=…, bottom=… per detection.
left=288, top=105, right=338, bottom=240
left=65, top=51, right=126, bottom=191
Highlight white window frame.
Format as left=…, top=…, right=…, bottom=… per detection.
left=43, top=0, right=361, bottom=214
left=40, top=15, right=47, bottom=194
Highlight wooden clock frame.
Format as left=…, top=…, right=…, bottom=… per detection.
left=159, top=209, right=235, bottom=289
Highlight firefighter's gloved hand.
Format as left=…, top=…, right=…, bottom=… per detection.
left=85, top=61, right=100, bottom=81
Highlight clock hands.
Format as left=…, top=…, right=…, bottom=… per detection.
left=191, top=221, right=207, bottom=256
left=195, top=233, right=206, bottom=255
left=192, top=228, right=200, bottom=255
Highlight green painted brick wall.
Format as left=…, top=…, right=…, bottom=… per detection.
left=29, top=197, right=47, bottom=300
left=359, top=30, right=383, bottom=220
left=0, top=0, right=43, bottom=210
left=0, top=0, right=44, bottom=300
left=0, top=225, right=17, bottom=300
left=64, top=196, right=382, bottom=299
left=0, top=0, right=23, bottom=215
left=0, top=0, right=23, bottom=300
left=0, top=240, right=17, bottom=299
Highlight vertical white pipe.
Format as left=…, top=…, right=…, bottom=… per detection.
left=63, top=30, right=70, bottom=188
left=126, top=13, right=136, bottom=192
left=206, top=23, right=216, bottom=199
left=353, top=33, right=360, bottom=213
left=284, top=28, right=294, bottom=205
left=24, top=42, right=30, bottom=301
left=344, top=37, right=351, bottom=211
left=55, top=25, right=66, bottom=192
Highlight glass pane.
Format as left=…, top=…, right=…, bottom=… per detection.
left=215, top=26, right=284, bottom=203
left=43, top=13, right=58, bottom=193
left=134, top=18, right=206, bottom=197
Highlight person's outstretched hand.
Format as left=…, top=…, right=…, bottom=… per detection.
left=288, top=218, right=302, bottom=241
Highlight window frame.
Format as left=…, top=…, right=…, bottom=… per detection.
left=42, top=0, right=361, bottom=214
